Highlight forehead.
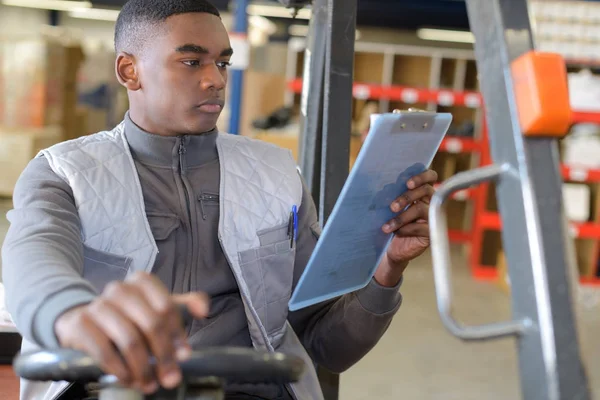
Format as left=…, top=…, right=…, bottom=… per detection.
left=158, top=13, right=230, bottom=51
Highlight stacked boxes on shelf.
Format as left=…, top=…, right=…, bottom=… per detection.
left=0, top=28, right=85, bottom=196
left=530, top=0, right=600, bottom=64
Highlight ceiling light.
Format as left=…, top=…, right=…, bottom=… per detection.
left=249, top=15, right=277, bottom=34
left=247, top=4, right=311, bottom=20
left=288, top=24, right=361, bottom=40
left=1, top=0, right=91, bottom=11
left=417, top=28, right=475, bottom=44
left=68, top=7, right=120, bottom=21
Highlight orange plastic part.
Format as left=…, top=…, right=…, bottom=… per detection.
left=511, top=51, right=572, bottom=137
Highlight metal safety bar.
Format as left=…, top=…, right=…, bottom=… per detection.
left=430, top=164, right=532, bottom=340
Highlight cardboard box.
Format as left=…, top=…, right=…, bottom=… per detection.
left=0, top=37, right=63, bottom=127
left=0, top=125, right=63, bottom=197
left=251, top=129, right=363, bottom=169
left=0, top=30, right=85, bottom=137
left=240, top=70, right=288, bottom=137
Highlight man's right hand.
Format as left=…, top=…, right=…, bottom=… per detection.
left=54, top=271, right=210, bottom=394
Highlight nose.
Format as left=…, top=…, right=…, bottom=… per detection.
left=201, top=64, right=226, bottom=91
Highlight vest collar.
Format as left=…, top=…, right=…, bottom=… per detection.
left=123, top=111, right=219, bottom=168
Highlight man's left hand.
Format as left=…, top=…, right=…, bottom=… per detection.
left=374, top=169, right=438, bottom=287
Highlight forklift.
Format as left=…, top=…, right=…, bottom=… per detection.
left=12, top=0, right=592, bottom=399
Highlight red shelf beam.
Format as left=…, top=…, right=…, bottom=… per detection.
left=580, top=277, right=600, bottom=286
left=288, top=80, right=600, bottom=127
left=479, top=212, right=501, bottom=230
left=448, top=230, right=472, bottom=243
left=561, top=165, right=600, bottom=183
left=473, top=267, right=499, bottom=281
left=439, top=137, right=482, bottom=153
left=480, top=212, right=600, bottom=239
left=572, top=111, right=600, bottom=125
left=287, top=79, right=483, bottom=108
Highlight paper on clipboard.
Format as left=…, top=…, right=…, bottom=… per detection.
left=288, top=111, right=452, bottom=312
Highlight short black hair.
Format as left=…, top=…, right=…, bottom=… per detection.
left=114, top=0, right=221, bottom=54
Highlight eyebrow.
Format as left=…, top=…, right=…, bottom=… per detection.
left=175, top=44, right=234, bottom=57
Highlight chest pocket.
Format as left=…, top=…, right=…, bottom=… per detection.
left=147, top=212, right=181, bottom=241
left=238, top=223, right=296, bottom=337
left=82, top=245, right=131, bottom=294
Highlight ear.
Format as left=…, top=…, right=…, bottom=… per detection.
left=115, top=52, right=141, bottom=91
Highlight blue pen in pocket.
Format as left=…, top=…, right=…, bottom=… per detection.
left=291, top=205, right=298, bottom=248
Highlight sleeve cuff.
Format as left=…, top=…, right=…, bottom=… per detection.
left=355, top=276, right=403, bottom=314
left=33, top=288, right=96, bottom=348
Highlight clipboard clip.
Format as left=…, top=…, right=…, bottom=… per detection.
left=392, top=108, right=432, bottom=129
left=393, top=108, right=428, bottom=113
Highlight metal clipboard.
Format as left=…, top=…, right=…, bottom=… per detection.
left=288, top=110, right=452, bottom=311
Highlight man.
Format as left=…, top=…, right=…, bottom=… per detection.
left=1, top=1, right=437, bottom=399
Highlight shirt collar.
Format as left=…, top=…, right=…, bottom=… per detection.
left=123, top=112, right=219, bottom=168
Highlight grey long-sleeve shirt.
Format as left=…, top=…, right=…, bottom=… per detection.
left=2, top=114, right=402, bottom=398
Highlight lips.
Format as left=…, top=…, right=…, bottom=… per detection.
left=197, top=99, right=225, bottom=113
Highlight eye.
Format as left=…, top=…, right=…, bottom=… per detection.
left=182, top=60, right=200, bottom=67
left=217, top=61, right=232, bottom=69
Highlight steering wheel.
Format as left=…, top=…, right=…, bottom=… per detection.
left=13, top=347, right=305, bottom=386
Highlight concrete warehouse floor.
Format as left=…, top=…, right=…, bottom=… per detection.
left=0, top=199, right=599, bottom=399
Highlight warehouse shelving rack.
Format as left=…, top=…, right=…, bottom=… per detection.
left=285, top=41, right=600, bottom=286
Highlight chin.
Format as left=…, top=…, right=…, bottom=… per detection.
left=186, top=117, right=220, bottom=134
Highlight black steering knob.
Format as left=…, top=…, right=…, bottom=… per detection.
left=13, top=347, right=305, bottom=385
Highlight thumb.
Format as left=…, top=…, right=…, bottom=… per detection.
left=173, top=292, right=211, bottom=319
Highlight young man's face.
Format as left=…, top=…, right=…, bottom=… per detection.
left=133, top=12, right=232, bottom=135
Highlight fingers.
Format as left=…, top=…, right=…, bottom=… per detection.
left=53, top=271, right=210, bottom=394
left=86, top=298, right=157, bottom=394
left=407, top=169, right=438, bottom=190
left=391, top=184, right=435, bottom=212
left=123, top=273, right=191, bottom=388
left=104, top=280, right=181, bottom=390
left=56, top=307, right=131, bottom=384
left=173, top=292, right=211, bottom=320
left=126, top=272, right=183, bottom=339
left=393, top=222, right=431, bottom=238
left=383, top=200, right=428, bottom=234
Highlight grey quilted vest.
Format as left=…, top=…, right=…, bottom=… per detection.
left=18, top=122, right=324, bottom=400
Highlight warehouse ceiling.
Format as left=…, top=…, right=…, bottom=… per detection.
left=341, top=0, right=470, bottom=31
left=90, top=0, right=471, bottom=31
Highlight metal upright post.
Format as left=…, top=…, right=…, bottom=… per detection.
left=297, top=0, right=356, bottom=398
left=429, top=0, right=591, bottom=399
left=298, top=0, right=328, bottom=200
left=310, top=1, right=357, bottom=399
left=318, top=0, right=356, bottom=225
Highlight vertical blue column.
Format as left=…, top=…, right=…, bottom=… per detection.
left=49, top=10, right=60, bottom=26
left=228, top=0, right=249, bottom=135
